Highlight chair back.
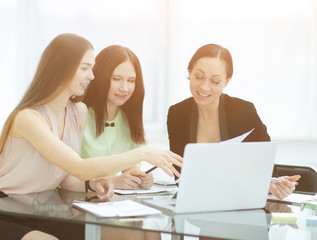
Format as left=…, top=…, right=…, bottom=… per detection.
left=272, top=164, right=317, bottom=194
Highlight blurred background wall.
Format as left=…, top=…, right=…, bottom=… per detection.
left=1, top=0, right=316, bottom=181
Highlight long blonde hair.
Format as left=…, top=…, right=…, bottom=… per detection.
left=0, top=33, right=93, bottom=153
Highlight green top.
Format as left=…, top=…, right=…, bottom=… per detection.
left=81, top=107, right=139, bottom=161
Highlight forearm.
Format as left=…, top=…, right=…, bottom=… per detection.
left=122, top=164, right=140, bottom=173
left=60, top=175, right=85, bottom=192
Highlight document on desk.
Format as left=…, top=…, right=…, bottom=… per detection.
left=267, top=193, right=317, bottom=204
left=73, top=199, right=161, bottom=218
left=220, top=128, right=254, bottom=143
left=114, top=186, right=169, bottom=195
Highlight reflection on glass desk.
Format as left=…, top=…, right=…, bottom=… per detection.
left=0, top=188, right=317, bottom=240
left=172, top=209, right=268, bottom=239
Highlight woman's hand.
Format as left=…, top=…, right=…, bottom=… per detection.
left=89, top=178, right=114, bottom=200
left=111, top=169, right=145, bottom=190
left=138, top=173, right=154, bottom=189
left=140, top=147, right=183, bottom=178
left=269, top=175, right=301, bottom=200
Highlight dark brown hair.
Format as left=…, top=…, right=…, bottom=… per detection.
left=188, top=44, right=233, bottom=79
left=0, top=33, right=93, bottom=153
left=83, top=45, right=145, bottom=144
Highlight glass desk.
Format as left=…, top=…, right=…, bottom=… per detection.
left=0, top=187, right=316, bottom=240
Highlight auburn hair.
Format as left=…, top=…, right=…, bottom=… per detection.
left=188, top=44, right=233, bottom=79
left=83, top=45, right=145, bottom=144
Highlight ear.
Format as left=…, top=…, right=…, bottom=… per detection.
left=187, top=71, right=191, bottom=80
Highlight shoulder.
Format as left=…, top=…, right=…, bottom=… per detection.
left=167, top=97, right=194, bottom=130
left=222, top=94, right=256, bottom=112
left=15, top=108, right=47, bottom=123
left=168, top=97, right=194, bottom=116
left=222, top=94, right=265, bottom=130
left=74, top=102, right=88, bottom=116
left=12, top=108, right=50, bottom=137
left=73, top=102, right=88, bottom=131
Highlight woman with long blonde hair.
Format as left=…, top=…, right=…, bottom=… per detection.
left=0, top=33, right=182, bottom=198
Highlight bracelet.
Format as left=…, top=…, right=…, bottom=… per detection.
left=85, top=180, right=96, bottom=193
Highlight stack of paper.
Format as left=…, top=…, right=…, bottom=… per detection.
left=114, top=186, right=169, bottom=195
left=271, top=212, right=297, bottom=224
left=73, top=199, right=161, bottom=218
left=267, top=193, right=317, bottom=204
left=307, top=216, right=317, bottom=226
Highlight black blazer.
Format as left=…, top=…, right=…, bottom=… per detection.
left=167, top=94, right=270, bottom=177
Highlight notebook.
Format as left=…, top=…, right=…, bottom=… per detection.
left=144, top=142, right=277, bottom=213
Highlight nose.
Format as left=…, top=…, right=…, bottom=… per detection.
left=88, top=69, right=94, bottom=81
left=119, top=80, right=128, bottom=92
left=200, top=79, right=210, bottom=91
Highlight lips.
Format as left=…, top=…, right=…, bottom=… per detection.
left=81, top=83, right=89, bottom=90
left=115, top=94, right=128, bottom=98
left=197, top=91, right=211, bottom=98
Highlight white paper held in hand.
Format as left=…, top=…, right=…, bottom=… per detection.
left=220, top=128, right=254, bottom=143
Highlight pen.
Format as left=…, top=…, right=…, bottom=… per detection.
left=145, top=166, right=157, bottom=174
left=138, top=166, right=157, bottom=180
left=271, top=177, right=298, bottom=185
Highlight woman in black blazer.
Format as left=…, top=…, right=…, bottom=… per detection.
left=167, top=43, right=300, bottom=200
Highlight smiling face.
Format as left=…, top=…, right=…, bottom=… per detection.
left=107, top=60, right=136, bottom=109
left=68, top=49, right=95, bottom=97
left=189, top=57, right=229, bottom=108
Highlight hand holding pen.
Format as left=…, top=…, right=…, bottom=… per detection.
left=135, top=166, right=156, bottom=189
left=271, top=177, right=298, bottom=185
left=137, top=167, right=155, bottom=189
left=270, top=175, right=301, bottom=200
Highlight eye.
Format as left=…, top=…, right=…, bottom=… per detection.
left=211, top=78, right=221, bottom=84
left=128, top=78, right=136, bottom=83
left=195, top=75, right=204, bottom=80
left=81, top=67, right=88, bottom=71
left=112, top=77, right=121, bottom=81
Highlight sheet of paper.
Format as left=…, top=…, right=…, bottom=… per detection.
left=267, top=193, right=317, bottom=204
left=73, top=199, right=161, bottom=218
left=153, top=180, right=177, bottom=187
left=114, top=186, right=168, bottom=195
left=220, top=128, right=254, bottom=143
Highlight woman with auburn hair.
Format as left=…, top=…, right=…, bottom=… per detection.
left=0, top=33, right=182, bottom=198
left=167, top=43, right=299, bottom=200
left=82, top=45, right=154, bottom=190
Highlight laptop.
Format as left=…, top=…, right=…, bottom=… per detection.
left=144, top=142, right=277, bottom=213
